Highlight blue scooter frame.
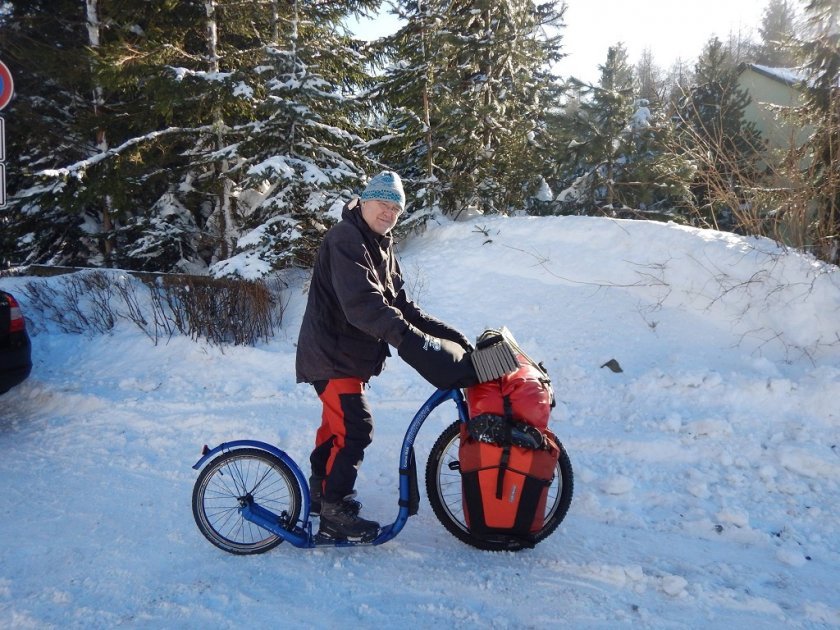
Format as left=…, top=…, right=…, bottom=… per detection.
left=192, top=387, right=468, bottom=548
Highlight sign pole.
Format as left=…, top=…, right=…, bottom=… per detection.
left=0, top=59, right=12, bottom=208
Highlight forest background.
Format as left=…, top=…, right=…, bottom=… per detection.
left=0, top=0, right=838, bottom=277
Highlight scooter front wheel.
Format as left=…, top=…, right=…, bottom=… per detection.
left=426, top=421, right=574, bottom=551
left=192, top=448, right=301, bottom=555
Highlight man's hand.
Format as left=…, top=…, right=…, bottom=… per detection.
left=398, top=325, right=478, bottom=389
left=450, top=330, right=474, bottom=352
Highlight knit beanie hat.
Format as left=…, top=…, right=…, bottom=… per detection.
left=360, top=170, right=406, bottom=211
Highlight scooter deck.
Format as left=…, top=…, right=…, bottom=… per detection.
left=242, top=500, right=399, bottom=548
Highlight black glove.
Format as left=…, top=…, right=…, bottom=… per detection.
left=413, top=318, right=473, bottom=352
left=448, top=329, right=474, bottom=352
left=398, top=324, right=478, bottom=389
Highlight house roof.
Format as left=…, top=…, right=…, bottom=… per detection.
left=741, top=63, right=808, bottom=87
left=740, top=63, right=808, bottom=87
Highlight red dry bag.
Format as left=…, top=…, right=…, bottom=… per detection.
left=460, top=329, right=559, bottom=543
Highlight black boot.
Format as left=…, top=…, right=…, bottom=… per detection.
left=309, top=475, right=324, bottom=515
left=318, top=499, right=380, bottom=542
left=309, top=475, right=362, bottom=517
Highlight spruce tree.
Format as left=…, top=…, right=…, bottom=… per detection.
left=796, top=0, right=840, bottom=263
left=554, top=44, right=692, bottom=217
left=1, top=0, right=379, bottom=274
left=374, top=0, right=565, bottom=218
left=0, top=0, right=117, bottom=266
left=593, top=43, right=635, bottom=208
left=756, top=0, right=800, bottom=67
left=662, top=57, right=694, bottom=114
left=676, top=37, right=765, bottom=229
left=368, top=0, right=450, bottom=219
left=208, top=0, right=380, bottom=275
left=1, top=0, right=248, bottom=269
left=105, top=0, right=380, bottom=274
left=724, top=25, right=758, bottom=67
left=635, top=49, right=664, bottom=108
left=556, top=43, right=634, bottom=211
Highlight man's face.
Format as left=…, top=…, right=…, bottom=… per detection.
left=361, top=199, right=402, bottom=235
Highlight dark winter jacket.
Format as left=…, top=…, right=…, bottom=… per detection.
left=296, top=199, right=465, bottom=383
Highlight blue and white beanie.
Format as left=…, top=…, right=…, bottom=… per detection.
left=360, top=170, right=405, bottom=211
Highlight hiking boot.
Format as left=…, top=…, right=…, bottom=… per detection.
left=309, top=475, right=361, bottom=517
left=317, top=499, right=380, bottom=542
left=309, top=475, right=324, bottom=515
left=309, top=476, right=362, bottom=516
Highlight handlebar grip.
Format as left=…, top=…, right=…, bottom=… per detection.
left=469, top=338, right=519, bottom=383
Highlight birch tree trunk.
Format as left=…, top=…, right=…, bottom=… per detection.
left=480, top=7, right=493, bottom=153
left=288, top=1, right=299, bottom=153
left=420, top=0, right=435, bottom=211
left=85, top=0, right=115, bottom=261
left=205, top=0, right=233, bottom=261
left=270, top=0, right=280, bottom=44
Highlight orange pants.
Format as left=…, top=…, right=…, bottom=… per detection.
left=310, top=378, right=374, bottom=502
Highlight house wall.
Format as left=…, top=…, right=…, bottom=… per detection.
left=737, top=66, right=817, bottom=250
left=737, top=67, right=812, bottom=154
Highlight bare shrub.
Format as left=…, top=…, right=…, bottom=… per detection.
left=23, top=271, right=117, bottom=335
left=22, top=270, right=284, bottom=346
left=156, top=275, right=278, bottom=345
left=671, top=90, right=839, bottom=266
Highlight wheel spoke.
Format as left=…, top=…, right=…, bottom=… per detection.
left=192, top=449, right=302, bottom=555
left=426, top=421, right=573, bottom=551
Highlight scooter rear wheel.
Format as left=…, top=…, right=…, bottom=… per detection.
left=426, top=420, right=573, bottom=551
left=192, top=448, right=301, bottom=555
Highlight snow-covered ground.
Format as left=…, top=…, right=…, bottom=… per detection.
left=1, top=214, right=839, bottom=628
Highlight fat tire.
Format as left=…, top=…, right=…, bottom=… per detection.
left=425, top=420, right=573, bottom=551
left=192, top=448, right=301, bottom=555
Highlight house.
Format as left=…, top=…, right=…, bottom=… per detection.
left=736, top=64, right=817, bottom=248
left=737, top=63, right=812, bottom=159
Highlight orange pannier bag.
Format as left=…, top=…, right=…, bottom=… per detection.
left=459, top=425, right=560, bottom=540
left=460, top=330, right=558, bottom=542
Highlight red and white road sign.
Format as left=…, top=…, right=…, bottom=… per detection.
left=0, top=60, right=14, bottom=111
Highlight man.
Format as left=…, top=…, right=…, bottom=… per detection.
left=296, top=170, right=476, bottom=542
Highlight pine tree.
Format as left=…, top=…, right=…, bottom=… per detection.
left=553, top=44, right=692, bottom=217
left=756, top=0, right=800, bottom=67
left=675, top=37, right=765, bottom=229
left=796, top=0, right=840, bottom=263
left=1, top=0, right=379, bottom=274
left=374, top=0, right=565, bottom=218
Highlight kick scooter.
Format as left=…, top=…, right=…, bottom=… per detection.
left=192, top=385, right=573, bottom=553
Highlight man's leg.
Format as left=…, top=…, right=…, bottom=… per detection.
left=315, top=378, right=373, bottom=501
left=308, top=381, right=333, bottom=512
left=311, top=378, right=379, bottom=540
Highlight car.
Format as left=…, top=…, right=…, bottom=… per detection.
left=0, top=290, right=32, bottom=394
